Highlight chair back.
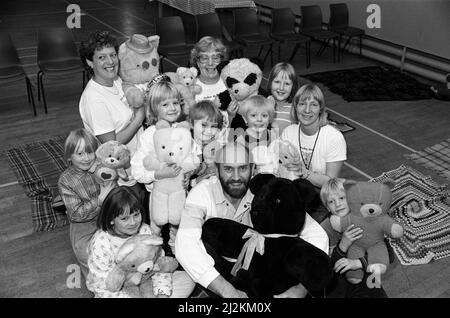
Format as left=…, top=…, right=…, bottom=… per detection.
left=271, top=8, right=296, bottom=35
left=196, top=13, right=222, bottom=40
left=233, top=8, right=259, bottom=37
left=37, top=28, right=79, bottom=63
left=156, top=16, right=187, bottom=47
left=0, top=32, right=21, bottom=68
left=329, top=3, right=349, bottom=28
left=300, top=5, right=323, bottom=32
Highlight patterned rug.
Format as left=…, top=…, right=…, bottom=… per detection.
left=5, top=135, right=69, bottom=232
left=404, top=138, right=450, bottom=181
left=304, top=66, right=433, bottom=102
left=371, top=165, right=450, bottom=265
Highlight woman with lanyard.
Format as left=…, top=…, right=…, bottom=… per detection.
left=280, top=84, right=347, bottom=224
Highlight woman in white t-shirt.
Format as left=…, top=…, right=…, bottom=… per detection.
left=78, top=31, right=146, bottom=211
left=281, top=84, right=347, bottom=224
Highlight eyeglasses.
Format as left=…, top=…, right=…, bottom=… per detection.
left=198, top=53, right=222, bottom=64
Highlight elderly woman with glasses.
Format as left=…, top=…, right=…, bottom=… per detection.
left=190, top=36, right=229, bottom=102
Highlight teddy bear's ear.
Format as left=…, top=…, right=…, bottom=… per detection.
left=141, top=235, right=163, bottom=246
left=293, top=178, right=318, bottom=204
left=177, top=121, right=191, bottom=130
left=176, top=67, right=186, bottom=76
left=343, top=179, right=357, bottom=191
left=116, top=243, right=136, bottom=263
left=148, top=35, right=160, bottom=50
left=382, top=178, right=396, bottom=189
left=118, top=42, right=127, bottom=60
left=249, top=173, right=275, bottom=194
left=189, top=67, right=198, bottom=77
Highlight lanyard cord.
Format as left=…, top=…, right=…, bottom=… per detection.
left=298, top=125, right=321, bottom=170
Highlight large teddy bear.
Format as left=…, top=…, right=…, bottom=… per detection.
left=143, top=120, right=200, bottom=234
left=89, top=140, right=131, bottom=185
left=330, top=180, right=404, bottom=284
left=118, top=34, right=195, bottom=115
left=215, top=58, right=263, bottom=130
left=201, top=174, right=333, bottom=297
left=105, top=234, right=179, bottom=298
left=118, top=34, right=160, bottom=109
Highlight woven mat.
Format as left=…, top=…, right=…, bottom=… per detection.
left=303, top=66, right=433, bottom=102
left=5, top=135, right=69, bottom=232
left=371, top=165, right=450, bottom=265
left=404, top=138, right=450, bottom=181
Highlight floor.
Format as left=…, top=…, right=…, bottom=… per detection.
left=0, top=0, right=449, bottom=298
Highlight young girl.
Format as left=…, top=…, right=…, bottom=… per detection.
left=266, top=62, right=298, bottom=135
left=130, top=80, right=197, bottom=249
left=58, top=128, right=115, bottom=278
left=86, top=186, right=195, bottom=298
left=238, top=95, right=277, bottom=175
left=187, top=100, right=225, bottom=185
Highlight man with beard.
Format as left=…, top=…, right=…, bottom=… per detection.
left=175, top=142, right=328, bottom=298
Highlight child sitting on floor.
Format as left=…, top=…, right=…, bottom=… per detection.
left=58, top=128, right=116, bottom=277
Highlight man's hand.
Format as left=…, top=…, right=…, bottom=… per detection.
left=273, top=283, right=308, bottom=298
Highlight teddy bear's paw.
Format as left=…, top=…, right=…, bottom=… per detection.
left=156, top=256, right=179, bottom=273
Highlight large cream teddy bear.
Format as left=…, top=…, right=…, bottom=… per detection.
left=143, top=120, right=200, bottom=234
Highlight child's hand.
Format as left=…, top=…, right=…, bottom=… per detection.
left=98, top=181, right=116, bottom=204
left=227, top=100, right=239, bottom=117
left=156, top=163, right=182, bottom=179
left=182, top=171, right=193, bottom=190
left=339, top=224, right=363, bottom=253
left=334, top=257, right=362, bottom=274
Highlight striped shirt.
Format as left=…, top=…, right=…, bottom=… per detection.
left=58, top=165, right=101, bottom=223
left=273, top=100, right=292, bottom=134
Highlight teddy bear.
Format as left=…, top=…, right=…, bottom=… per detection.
left=201, top=174, right=333, bottom=297
left=89, top=140, right=131, bottom=185
left=215, top=58, right=263, bottom=130
left=330, top=180, right=404, bottom=284
left=118, top=34, right=194, bottom=115
left=176, top=66, right=202, bottom=99
left=105, top=234, right=179, bottom=298
left=143, top=120, right=200, bottom=235
left=118, top=34, right=161, bottom=109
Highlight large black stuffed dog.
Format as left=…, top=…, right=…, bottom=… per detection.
left=201, top=174, right=333, bottom=297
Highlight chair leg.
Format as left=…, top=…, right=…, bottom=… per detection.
left=288, top=43, right=299, bottom=62
left=317, top=39, right=330, bottom=56
left=306, top=41, right=311, bottom=68
left=26, top=77, right=37, bottom=116
left=37, top=71, right=41, bottom=101
left=39, top=74, right=48, bottom=114
left=257, top=45, right=264, bottom=57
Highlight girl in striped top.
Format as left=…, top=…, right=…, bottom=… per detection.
left=58, top=128, right=116, bottom=277
left=266, top=62, right=299, bottom=135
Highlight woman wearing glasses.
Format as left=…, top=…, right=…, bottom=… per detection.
left=190, top=36, right=229, bottom=102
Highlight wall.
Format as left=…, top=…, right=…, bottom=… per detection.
left=255, top=0, right=450, bottom=60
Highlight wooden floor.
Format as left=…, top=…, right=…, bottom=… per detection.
left=0, top=0, right=449, bottom=298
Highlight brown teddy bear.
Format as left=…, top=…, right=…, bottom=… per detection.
left=89, top=140, right=131, bottom=185
left=105, top=234, right=179, bottom=298
left=330, top=180, right=404, bottom=284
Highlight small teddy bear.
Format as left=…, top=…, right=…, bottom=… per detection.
left=105, top=234, right=178, bottom=298
left=89, top=140, right=131, bottom=185
left=330, top=180, right=404, bottom=284
left=143, top=120, right=200, bottom=235
left=215, top=58, right=263, bottom=130
left=176, top=66, right=202, bottom=98
left=118, top=34, right=161, bottom=108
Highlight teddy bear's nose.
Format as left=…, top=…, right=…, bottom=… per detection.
left=142, top=61, right=149, bottom=70
left=369, top=208, right=374, bottom=214
left=169, top=152, right=174, bottom=156
left=234, top=89, right=239, bottom=94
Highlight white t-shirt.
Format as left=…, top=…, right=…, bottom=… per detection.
left=281, top=124, right=347, bottom=175
left=79, top=77, right=143, bottom=156
left=194, top=78, right=227, bottom=102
